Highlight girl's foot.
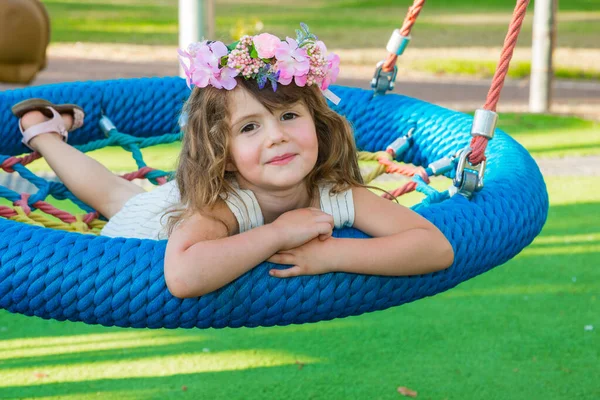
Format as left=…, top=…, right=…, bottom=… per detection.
left=20, top=110, right=74, bottom=151
left=11, top=99, right=85, bottom=151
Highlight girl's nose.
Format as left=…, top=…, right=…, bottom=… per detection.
left=267, top=125, right=288, bottom=145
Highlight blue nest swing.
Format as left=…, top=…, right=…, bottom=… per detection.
left=0, top=77, right=548, bottom=328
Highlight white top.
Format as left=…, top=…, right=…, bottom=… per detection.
left=100, top=180, right=355, bottom=240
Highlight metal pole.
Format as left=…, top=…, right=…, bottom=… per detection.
left=178, top=0, right=206, bottom=77
left=205, top=0, right=215, bottom=40
left=529, top=0, right=557, bottom=113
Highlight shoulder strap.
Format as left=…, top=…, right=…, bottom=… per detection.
left=221, top=183, right=264, bottom=233
left=319, top=183, right=355, bottom=229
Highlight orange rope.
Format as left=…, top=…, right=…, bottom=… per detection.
left=469, top=0, right=530, bottom=164
left=382, top=0, right=426, bottom=72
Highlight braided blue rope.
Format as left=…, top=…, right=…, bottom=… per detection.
left=0, top=78, right=548, bottom=328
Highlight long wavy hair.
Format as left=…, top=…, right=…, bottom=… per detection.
left=165, top=77, right=366, bottom=235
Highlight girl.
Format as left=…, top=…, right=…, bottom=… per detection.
left=12, top=26, right=454, bottom=299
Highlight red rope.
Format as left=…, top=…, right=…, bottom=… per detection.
left=34, top=201, right=78, bottom=223
left=83, top=211, right=100, bottom=224
left=0, top=206, right=17, bottom=218
left=382, top=0, right=426, bottom=73
left=120, top=166, right=167, bottom=185
left=1, top=153, right=42, bottom=173
left=400, top=0, right=425, bottom=37
left=469, top=0, right=530, bottom=165
left=382, top=168, right=430, bottom=200
left=14, top=193, right=32, bottom=214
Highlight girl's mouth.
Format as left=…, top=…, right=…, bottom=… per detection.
left=267, top=153, right=296, bottom=165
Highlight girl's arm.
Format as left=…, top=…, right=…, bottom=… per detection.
left=164, top=203, right=334, bottom=298
left=327, top=186, right=454, bottom=275
left=165, top=213, right=281, bottom=298
left=268, top=187, right=454, bottom=278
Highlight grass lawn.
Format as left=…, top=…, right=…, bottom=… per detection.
left=41, top=0, right=600, bottom=49
left=414, top=60, right=600, bottom=81
left=0, top=111, right=599, bottom=398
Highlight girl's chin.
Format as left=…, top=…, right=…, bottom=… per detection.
left=265, top=175, right=307, bottom=189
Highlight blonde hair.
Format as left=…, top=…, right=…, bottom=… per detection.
left=165, top=78, right=366, bottom=235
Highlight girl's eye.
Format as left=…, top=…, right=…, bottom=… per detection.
left=281, top=112, right=298, bottom=121
left=241, top=123, right=258, bottom=133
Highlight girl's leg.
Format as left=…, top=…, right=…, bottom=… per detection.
left=22, top=110, right=145, bottom=219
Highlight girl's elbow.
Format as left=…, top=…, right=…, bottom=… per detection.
left=424, top=227, right=454, bottom=272
left=164, top=260, right=206, bottom=299
left=165, top=269, right=192, bottom=298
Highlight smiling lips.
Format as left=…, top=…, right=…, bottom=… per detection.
left=267, top=153, right=296, bottom=165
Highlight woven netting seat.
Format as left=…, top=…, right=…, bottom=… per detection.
left=0, top=77, right=548, bottom=328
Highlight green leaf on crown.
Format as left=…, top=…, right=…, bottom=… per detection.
left=227, top=41, right=239, bottom=51
left=249, top=44, right=258, bottom=59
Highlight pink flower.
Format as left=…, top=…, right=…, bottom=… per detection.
left=177, top=49, right=194, bottom=88
left=195, top=41, right=228, bottom=69
left=253, top=33, right=281, bottom=59
left=191, top=62, right=219, bottom=88
left=315, top=40, right=327, bottom=54
left=294, top=74, right=308, bottom=87
left=178, top=41, right=234, bottom=89
left=215, top=67, right=239, bottom=90
left=274, top=37, right=310, bottom=85
left=321, top=53, right=340, bottom=90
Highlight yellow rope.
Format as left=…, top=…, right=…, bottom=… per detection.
left=11, top=207, right=45, bottom=228
left=27, top=212, right=73, bottom=230
left=4, top=206, right=104, bottom=235
left=358, top=151, right=393, bottom=183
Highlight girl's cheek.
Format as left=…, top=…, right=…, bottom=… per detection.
left=234, top=145, right=261, bottom=166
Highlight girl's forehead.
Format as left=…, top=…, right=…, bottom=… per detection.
left=229, top=88, right=302, bottom=122
left=229, top=88, right=262, bottom=112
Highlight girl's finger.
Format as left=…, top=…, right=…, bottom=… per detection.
left=318, top=232, right=332, bottom=241
left=269, top=266, right=303, bottom=278
left=316, top=222, right=333, bottom=235
left=315, top=213, right=334, bottom=224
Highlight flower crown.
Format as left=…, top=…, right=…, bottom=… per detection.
left=178, top=23, right=341, bottom=104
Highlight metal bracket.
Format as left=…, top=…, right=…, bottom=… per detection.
left=452, top=147, right=486, bottom=199
left=371, top=61, right=398, bottom=96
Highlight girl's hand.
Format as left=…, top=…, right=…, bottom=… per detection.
left=270, top=207, right=334, bottom=250
left=267, top=236, right=335, bottom=278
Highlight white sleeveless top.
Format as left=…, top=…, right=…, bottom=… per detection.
left=100, top=180, right=354, bottom=240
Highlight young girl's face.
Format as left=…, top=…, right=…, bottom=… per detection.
left=226, top=86, right=318, bottom=191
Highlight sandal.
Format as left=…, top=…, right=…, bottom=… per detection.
left=11, top=98, right=85, bottom=150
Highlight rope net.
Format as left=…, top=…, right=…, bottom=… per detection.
left=0, top=125, right=451, bottom=233
left=0, top=126, right=179, bottom=233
